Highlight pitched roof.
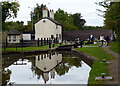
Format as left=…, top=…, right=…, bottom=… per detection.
left=7, top=29, right=21, bottom=35
left=40, top=17, right=61, bottom=25
left=63, top=29, right=113, bottom=41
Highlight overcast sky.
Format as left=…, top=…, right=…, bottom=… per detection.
left=5, top=0, right=105, bottom=26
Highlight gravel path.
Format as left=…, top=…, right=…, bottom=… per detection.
left=102, top=46, right=119, bottom=85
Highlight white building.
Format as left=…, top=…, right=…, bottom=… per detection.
left=35, top=8, right=62, bottom=43
left=23, top=31, right=35, bottom=40
left=7, top=29, right=22, bottom=43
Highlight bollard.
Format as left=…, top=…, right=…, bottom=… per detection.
left=16, top=44, right=17, bottom=51
left=21, top=38, right=23, bottom=50
left=41, top=38, right=43, bottom=46
left=101, top=73, right=105, bottom=78
left=37, top=38, right=39, bottom=47
left=53, top=43, right=55, bottom=47
left=103, top=59, right=106, bottom=63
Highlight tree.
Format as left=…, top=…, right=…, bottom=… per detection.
left=54, top=8, right=86, bottom=31
left=2, top=1, right=20, bottom=22
left=97, top=1, right=120, bottom=41
left=30, top=4, right=46, bottom=31
left=55, top=8, right=71, bottom=24
left=32, top=5, right=86, bottom=32
left=72, top=13, right=86, bottom=29
left=4, top=21, right=27, bottom=32
left=2, top=1, right=20, bottom=31
left=31, top=4, right=46, bottom=24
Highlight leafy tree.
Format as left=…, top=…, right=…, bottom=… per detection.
left=29, top=4, right=46, bottom=31
left=2, top=1, right=20, bottom=22
left=2, top=1, right=20, bottom=31
left=55, top=9, right=71, bottom=24
left=31, top=4, right=46, bottom=25
left=5, top=21, right=26, bottom=32
left=72, top=13, right=86, bottom=29
left=83, top=26, right=102, bottom=30
left=32, top=5, right=86, bottom=32
left=2, top=69, right=11, bottom=86
left=97, top=1, right=120, bottom=41
left=54, top=8, right=86, bottom=31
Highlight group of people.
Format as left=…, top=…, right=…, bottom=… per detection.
left=90, top=34, right=110, bottom=46
left=73, top=34, right=111, bottom=48
left=100, top=35, right=110, bottom=46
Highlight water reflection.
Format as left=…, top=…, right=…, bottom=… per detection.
left=2, top=51, right=92, bottom=85
left=34, top=52, right=62, bottom=83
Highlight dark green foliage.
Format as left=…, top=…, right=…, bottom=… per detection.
left=83, top=26, right=102, bottom=30
left=71, top=13, right=86, bottom=29
left=2, top=69, right=11, bottom=86
left=2, top=1, right=20, bottom=22
left=1, top=1, right=20, bottom=31
left=54, top=8, right=86, bottom=31
left=98, top=1, right=120, bottom=41
left=4, top=21, right=28, bottom=32
left=31, top=4, right=46, bottom=24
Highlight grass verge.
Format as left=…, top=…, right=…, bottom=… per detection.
left=2, top=44, right=65, bottom=52
left=109, top=42, right=120, bottom=54
left=84, top=43, right=101, bottom=46
left=76, top=47, right=115, bottom=85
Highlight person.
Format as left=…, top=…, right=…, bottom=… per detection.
left=90, top=35, right=95, bottom=44
left=105, top=35, right=110, bottom=46
left=100, top=35, right=104, bottom=47
left=80, top=40, right=84, bottom=48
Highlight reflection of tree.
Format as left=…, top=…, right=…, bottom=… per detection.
left=30, top=53, right=82, bottom=77
left=55, top=58, right=81, bottom=76
left=29, top=52, right=82, bottom=83
left=65, top=58, right=81, bottom=68
left=55, top=63, right=69, bottom=76
left=31, top=66, right=43, bottom=80
left=2, top=69, right=11, bottom=86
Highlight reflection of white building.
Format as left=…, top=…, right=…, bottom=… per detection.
left=35, top=52, right=62, bottom=83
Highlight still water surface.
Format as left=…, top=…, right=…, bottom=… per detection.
left=2, top=51, right=92, bottom=85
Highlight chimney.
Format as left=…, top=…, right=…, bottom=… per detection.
left=50, top=9, right=54, bottom=19
left=42, top=7, right=48, bottom=18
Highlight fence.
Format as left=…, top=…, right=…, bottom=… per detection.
left=2, top=38, right=59, bottom=49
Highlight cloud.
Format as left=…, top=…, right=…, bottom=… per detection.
left=6, top=0, right=105, bottom=26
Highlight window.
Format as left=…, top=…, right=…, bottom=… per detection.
left=9, top=36, right=11, bottom=42
left=56, top=34, right=58, bottom=37
left=56, top=25, right=58, bottom=29
left=43, top=20, right=46, bottom=23
left=59, top=34, right=61, bottom=39
left=13, top=35, right=16, bottom=41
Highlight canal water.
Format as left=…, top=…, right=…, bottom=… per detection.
left=2, top=51, right=92, bottom=85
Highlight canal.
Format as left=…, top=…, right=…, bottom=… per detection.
left=2, top=50, right=93, bottom=85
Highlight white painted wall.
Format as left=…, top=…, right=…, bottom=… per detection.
left=23, top=34, right=31, bottom=40
left=35, top=19, right=62, bottom=42
left=7, top=35, right=22, bottom=43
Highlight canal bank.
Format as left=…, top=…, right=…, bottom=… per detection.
left=75, top=46, right=116, bottom=85
left=2, top=44, right=73, bottom=55
left=2, top=49, right=92, bottom=85
left=2, top=48, right=56, bottom=55
left=2, top=43, right=118, bottom=85
left=2, top=44, right=76, bottom=55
